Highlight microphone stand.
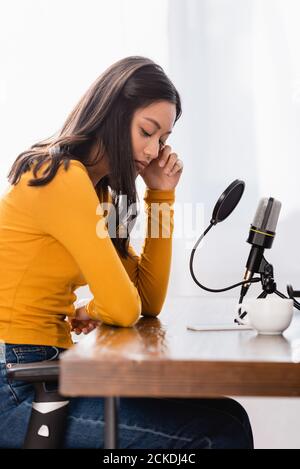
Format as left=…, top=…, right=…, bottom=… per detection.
left=287, top=285, right=300, bottom=309
left=256, top=258, right=285, bottom=299
left=238, top=256, right=300, bottom=316
left=235, top=257, right=300, bottom=324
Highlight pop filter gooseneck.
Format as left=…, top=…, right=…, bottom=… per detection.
left=189, top=180, right=261, bottom=292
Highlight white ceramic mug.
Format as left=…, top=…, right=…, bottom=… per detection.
left=238, top=298, right=294, bottom=335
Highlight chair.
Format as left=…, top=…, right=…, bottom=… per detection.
left=6, top=361, right=69, bottom=449
left=7, top=361, right=119, bottom=449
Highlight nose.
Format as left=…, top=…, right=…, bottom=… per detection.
left=144, top=141, right=160, bottom=161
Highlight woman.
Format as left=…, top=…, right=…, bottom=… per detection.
left=0, top=56, right=253, bottom=448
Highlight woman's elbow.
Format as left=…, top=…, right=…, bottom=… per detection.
left=141, top=305, right=163, bottom=318
left=113, top=308, right=140, bottom=327
left=110, top=296, right=141, bottom=327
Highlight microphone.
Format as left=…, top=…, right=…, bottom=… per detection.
left=239, top=197, right=282, bottom=302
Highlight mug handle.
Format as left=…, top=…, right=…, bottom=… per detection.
left=234, top=303, right=251, bottom=325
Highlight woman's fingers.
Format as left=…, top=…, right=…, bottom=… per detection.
left=157, top=146, right=183, bottom=176
left=169, top=158, right=183, bottom=176
left=71, top=319, right=98, bottom=334
left=162, top=154, right=183, bottom=177
left=163, top=153, right=178, bottom=175
left=158, top=145, right=172, bottom=167
left=83, top=322, right=97, bottom=334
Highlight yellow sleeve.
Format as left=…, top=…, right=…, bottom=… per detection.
left=118, top=188, right=175, bottom=317
left=32, top=162, right=141, bottom=327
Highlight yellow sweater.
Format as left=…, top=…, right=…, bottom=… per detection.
left=0, top=160, right=175, bottom=348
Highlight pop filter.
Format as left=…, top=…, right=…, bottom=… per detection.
left=211, top=179, right=245, bottom=225
left=189, top=178, right=260, bottom=293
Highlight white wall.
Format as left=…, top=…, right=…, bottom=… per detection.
left=168, top=0, right=300, bottom=449
left=168, top=0, right=300, bottom=298
left=0, top=0, right=169, bottom=191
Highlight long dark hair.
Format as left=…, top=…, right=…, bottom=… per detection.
left=8, top=56, right=182, bottom=257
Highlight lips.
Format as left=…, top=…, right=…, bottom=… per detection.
left=134, top=160, right=147, bottom=169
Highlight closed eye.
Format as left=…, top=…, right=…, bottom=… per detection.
left=140, top=128, right=166, bottom=148
left=141, top=128, right=152, bottom=138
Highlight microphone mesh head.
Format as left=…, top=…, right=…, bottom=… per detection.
left=252, top=198, right=281, bottom=232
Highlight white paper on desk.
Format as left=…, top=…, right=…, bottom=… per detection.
left=187, top=324, right=253, bottom=331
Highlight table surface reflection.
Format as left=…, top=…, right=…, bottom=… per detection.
left=60, top=297, right=300, bottom=398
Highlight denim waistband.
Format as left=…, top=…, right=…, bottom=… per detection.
left=0, top=343, right=65, bottom=366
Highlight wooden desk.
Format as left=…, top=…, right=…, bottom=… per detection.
left=59, top=297, right=300, bottom=447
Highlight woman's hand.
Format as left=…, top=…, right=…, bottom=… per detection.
left=68, top=306, right=99, bottom=335
left=140, top=145, right=183, bottom=191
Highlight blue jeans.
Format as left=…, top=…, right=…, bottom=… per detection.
left=0, top=343, right=253, bottom=449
